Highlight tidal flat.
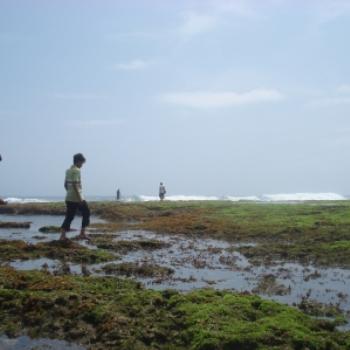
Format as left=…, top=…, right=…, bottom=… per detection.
left=1, top=201, right=350, bottom=349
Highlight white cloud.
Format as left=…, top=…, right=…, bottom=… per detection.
left=112, top=59, right=150, bottom=71
left=68, top=119, right=124, bottom=127
left=161, top=89, right=284, bottom=108
left=179, top=12, right=218, bottom=36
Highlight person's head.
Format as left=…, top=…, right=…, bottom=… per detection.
left=160, top=182, right=163, bottom=185
left=73, top=153, right=86, bottom=168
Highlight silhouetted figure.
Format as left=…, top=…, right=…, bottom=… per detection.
left=0, top=154, right=7, bottom=205
left=159, top=182, right=166, bottom=201
left=60, top=153, right=90, bottom=241
left=116, top=188, right=121, bottom=201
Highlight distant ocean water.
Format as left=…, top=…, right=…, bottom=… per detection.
left=3, top=193, right=347, bottom=204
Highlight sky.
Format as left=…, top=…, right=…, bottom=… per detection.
left=1, top=0, right=350, bottom=198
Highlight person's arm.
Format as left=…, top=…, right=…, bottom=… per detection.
left=72, top=182, right=83, bottom=202
left=71, top=169, right=83, bottom=202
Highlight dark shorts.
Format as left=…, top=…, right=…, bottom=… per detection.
left=61, top=201, right=90, bottom=231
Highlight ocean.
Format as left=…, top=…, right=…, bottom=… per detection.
left=2, top=192, right=347, bottom=204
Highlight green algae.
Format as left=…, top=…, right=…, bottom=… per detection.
left=90, top=234, right=170, bottom=254
left=101, top=262, right=174, bottom=278
left=2, top=200, right=350, bottom=268
left=39, top=225, right=62, bottom=233
left=0, top=239, right=115, bottom=264
left=0, top=267, right=349, bottom=350
left=0, top=221, right=31, bottom=228
left=3, top=200, right=350, bottom=267
left=252, top=274, right=291, bottom=296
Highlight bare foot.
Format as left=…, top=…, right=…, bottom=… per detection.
left=59, top=234, right=70, bottom=241
left=76, top=234, right=90, bottom=241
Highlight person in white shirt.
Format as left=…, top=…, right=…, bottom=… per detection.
left=60, top=153, right=90, bottom=241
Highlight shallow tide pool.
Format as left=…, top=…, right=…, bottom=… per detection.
left=1, top=214, right=350, bottom=329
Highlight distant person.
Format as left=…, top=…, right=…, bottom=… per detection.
left=0, top=154, right=6, bottom=205
left=116, top=188, right=121, bottom=201
left=60, top=153, right=90, bottom=241
left=159, top=182, right=166, bottom=201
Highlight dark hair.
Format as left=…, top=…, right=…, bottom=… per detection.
left=73, top=153, right=86, bottom=164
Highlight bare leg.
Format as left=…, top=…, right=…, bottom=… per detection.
left=75, top=201, right=90, bottom=240
left=59, top=229, right=69, bottom=241
left=76, top=228, right=90, bottom=240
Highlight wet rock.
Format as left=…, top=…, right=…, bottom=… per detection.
left=1, top=267, right=350, bottom=350
left=39, top=226, right=61, bottom=233
left=219, top=254, right=238, bottom=267
left=0, top=239, right=115, bottom=264
left=0, top=221, right=31, bottom=229
left=54, top=262, right=71, bottom=276
left=101, top=262, right=174, bottom=278
left=33, top=235, right=46, bottom=240
left=92, top=236, right=170, bottom=254
left=253, top=274, right=291, bottom=296
left=304, top=270, right=321, bottom=281
left=298, top=297, right=344, bottom=318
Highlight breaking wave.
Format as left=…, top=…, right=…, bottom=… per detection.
left=3, top=193, right=347, bottom=204
left=137, top=193, right=346, bottom=202
left=260, top=193, right=346, bottom=201
left=4, top=197, right=52, bottom=204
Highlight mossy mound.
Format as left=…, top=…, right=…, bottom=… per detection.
left=0, top=239, right=115, bottom=264
left=38, top=226, right=62, bottom=233
left=0, top=267, right=349, bottom=349
left=0, top=221, right=31, bottom=229
left=91, top=235, right=170, bottom=254
left=101, top=262, right=174, bottom=278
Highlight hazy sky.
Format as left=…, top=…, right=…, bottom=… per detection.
left=1, top=0, right=350, bottom=197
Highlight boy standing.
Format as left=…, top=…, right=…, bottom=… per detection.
left=60, top=153, right=90, bottom=241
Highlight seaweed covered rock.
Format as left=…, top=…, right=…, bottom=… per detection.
left=0, top=239, right=115, bottom=264
left=0, top=221, right=31, bottom=229
left=101, top=262, right=174, bottom=278
left=91, top=235, right=170, bottom=254
left=38, top=226, right=61, bottom=233
left=0, top=268, right=349, bottom=349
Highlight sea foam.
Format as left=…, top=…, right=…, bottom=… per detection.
left=3, top=192, right=346, bottom=203
left=4, top=197, right=51, bottom=204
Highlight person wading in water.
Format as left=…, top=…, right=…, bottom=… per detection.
left=59, top=153, right=90, bottom=241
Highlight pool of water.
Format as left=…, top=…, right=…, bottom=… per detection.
left=0, top=214, right=104, bottom=243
